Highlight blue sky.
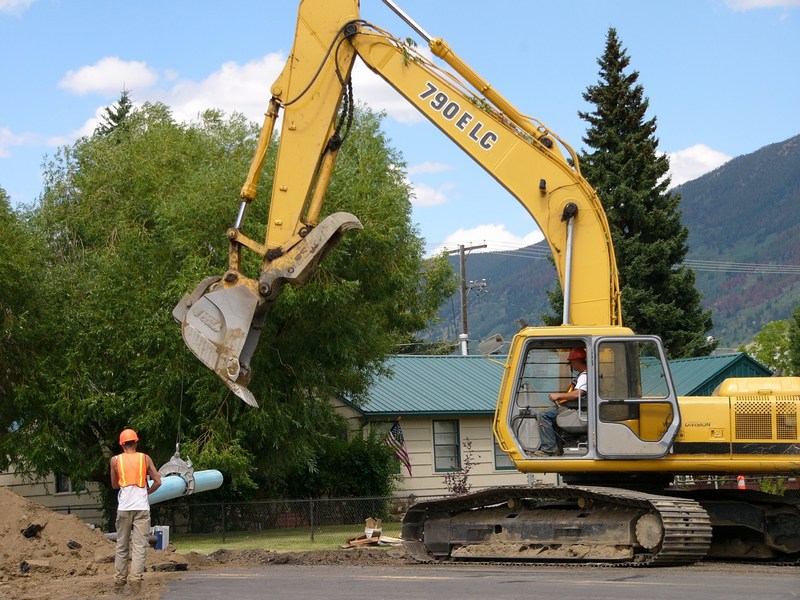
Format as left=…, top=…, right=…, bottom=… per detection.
left=2, top=0, right=799, bottom=256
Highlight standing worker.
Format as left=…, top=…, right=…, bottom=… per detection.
left=110, top=428, right=162, bottom=591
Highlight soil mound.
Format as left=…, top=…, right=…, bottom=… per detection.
left=0, top=486, right=189, bottom=599
left=0, top=486, right=408, bottom=599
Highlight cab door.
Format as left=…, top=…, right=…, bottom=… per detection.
left=593, top=337, right=681, bottom=459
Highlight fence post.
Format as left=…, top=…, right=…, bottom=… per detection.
left=310, top=498, right=315, bottom=543
left=221, top=502, right=226, bottom=544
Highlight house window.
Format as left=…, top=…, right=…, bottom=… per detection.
left=493, top=437, right=515, bottom=470
left=55, top=473, right=71, bottom=493
left=55, top=474, right=86, bottom=494
left=433, top=420, right=460, bottom=472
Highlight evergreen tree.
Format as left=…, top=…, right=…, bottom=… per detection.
left=94, top=89, right=134, bottom=136
left=577, top=28, right=713, bottom=357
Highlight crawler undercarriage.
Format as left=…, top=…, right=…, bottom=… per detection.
left=402, top=484, right=800, bottom=566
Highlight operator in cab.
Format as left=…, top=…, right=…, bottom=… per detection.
left=535, top=347, right=588, bottom=456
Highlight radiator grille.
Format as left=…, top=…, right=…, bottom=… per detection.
left=732, top=396, right=800, bottom=442
left=733, top=398, right=772, bottom=440
left=777, top=399, right=799, bottom=440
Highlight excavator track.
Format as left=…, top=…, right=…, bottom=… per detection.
left=402, top=485, right=713, bottom=566
left=673, top=488, right=800, bottom=562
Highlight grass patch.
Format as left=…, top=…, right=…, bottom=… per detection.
left=171, top=522, right=402, bottom=554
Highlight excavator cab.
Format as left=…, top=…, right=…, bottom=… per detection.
left=495, top=327, right=682, bottom=469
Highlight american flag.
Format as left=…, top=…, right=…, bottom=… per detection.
left=386, top=420, right=412, bottom=476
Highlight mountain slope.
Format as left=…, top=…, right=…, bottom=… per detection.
left=423, top=134, right=800, bottom=351
left=679, top=134, right=800, bottom=347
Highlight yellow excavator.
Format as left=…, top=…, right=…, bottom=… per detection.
left=173, top=0, right=800, bottom=565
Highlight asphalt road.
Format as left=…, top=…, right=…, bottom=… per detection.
left=160, top=563, right=799, bottom=600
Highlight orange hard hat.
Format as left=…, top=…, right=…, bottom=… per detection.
left=567, top=347, right=586, bottom=361
left=119, top=429, right=139, bottom=445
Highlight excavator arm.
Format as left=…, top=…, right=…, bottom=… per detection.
left=174, top=0, right=620, bottom=405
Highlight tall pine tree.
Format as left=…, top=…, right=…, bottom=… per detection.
left=577, top=28, right=713, bottom=358
left=94, top=89, right=134, bottom=136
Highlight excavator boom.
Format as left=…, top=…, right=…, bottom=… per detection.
left=175, top=0, right=620, bottom=405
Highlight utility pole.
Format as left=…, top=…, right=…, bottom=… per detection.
left=448, top=243, right=487, bottom=356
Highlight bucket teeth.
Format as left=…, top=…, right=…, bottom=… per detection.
left=174, top=212, right=362, bottom=407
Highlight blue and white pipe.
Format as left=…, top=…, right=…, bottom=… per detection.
left=148, top=469, right=223, bottom=505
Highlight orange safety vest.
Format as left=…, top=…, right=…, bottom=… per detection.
left=117, top=452, right=147, bottom=488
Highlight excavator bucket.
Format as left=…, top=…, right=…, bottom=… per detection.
left=173, top=276, right=262, bottom=407
left=173, top=212, right=362, bottom=407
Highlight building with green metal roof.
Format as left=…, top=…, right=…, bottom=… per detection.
left=345, top=353, right=771, bottom=417
left=666, top=353, right=771, bottom=396
left=335, top=352, right=772, bottom=496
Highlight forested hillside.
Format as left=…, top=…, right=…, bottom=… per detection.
left=423, top=134, right=800, bottom=351
left=680, top=135, right=800, bottom=347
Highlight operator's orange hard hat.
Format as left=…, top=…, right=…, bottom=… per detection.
left=567, top=347, right=587, bottom=361
left=119, top=428, right=139, bottom=445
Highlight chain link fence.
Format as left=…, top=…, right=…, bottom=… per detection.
left=54, top=494, right=442, bottom=547
left=51, top=476, right=799, bottom=548
left=148, top=494, right=433, bottom=546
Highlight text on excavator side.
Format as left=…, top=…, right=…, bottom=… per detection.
left=419, top=82, right=498, bottom=150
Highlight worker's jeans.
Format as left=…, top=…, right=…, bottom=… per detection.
left=114, top=509, right=150, bottom=584
left=536, top=406, right=558, bottom=452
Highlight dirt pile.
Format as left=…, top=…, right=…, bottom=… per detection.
left=0, top=486, right=205, bottom=599
left=0, top=486, right=409, bottom=599
left=0, top=486, right=117, bottom=579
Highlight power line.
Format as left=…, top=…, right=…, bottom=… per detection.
left=683, top=259, right=800, bottom=275
left=428, top=242, right=800, bottom=275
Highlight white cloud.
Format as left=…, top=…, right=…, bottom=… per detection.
left=431, top=224, right=544, bottom=255
left=59, top=57, right=158, bottom=97
left=407, top=161, right=453, bottom=175
left=156, top=54, right=285, bottom=125
left=667, top=144, right=731, bottom=186
left=351, top=60, right=423, bottom=124
left=60, top=53, right=286, bottom=144
left=0, top=0, right=34, bottom=15
left=410, top=181, right=452, bottom=207
left=0, top=127, right=27, bottom=158
left=69, top=106, right=111, bottom=140
left=51, top=44, right=434, bottom=152
left=724, top=0, right=800, bottom=10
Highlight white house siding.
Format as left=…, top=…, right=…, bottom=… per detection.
left=0, top=469, right=104, bottom=525
left=328, top=396, right=557, bottom=497
left=389, top=415, right=554, bottom=497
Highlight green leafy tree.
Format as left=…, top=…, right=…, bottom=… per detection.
left=282, top=428, right=400, bottom=499
left=739, top=320, right=791, bottom=374
left=571, top=28, right=713, bottom=357
left=6, top=99, right=454, bottom=517
left=0, top=189, right=46, bottom=450
left=787, top=305, right=800, bottom=376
